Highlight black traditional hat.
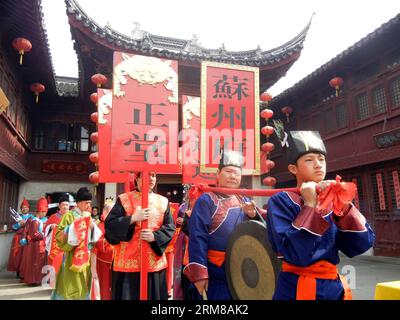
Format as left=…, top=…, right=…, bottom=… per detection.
left=58, top=194, right=70, bottom=204
left=76, top=187, right=92, bottom=202
left=219, top=150, right=244, bottom=170
left=286, top=131, right=327, bottom=164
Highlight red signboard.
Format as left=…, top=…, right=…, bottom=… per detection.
left=200, top=61, right=260, bottom=175
left=42, top=160, right=87, bottom=174
left=97, top=89, right=128, bottom=183
left=110, top=52, right=180, bottom=173
left=181, top=95, right=215, bottom=185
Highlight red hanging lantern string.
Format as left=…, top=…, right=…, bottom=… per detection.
left=12, top=38, right=32, bottom=65
left=260, top=91, right=276, bottom=182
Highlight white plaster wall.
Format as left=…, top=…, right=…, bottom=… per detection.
left=18, top=181, right=98, bottom=207
left=104, top=183, right=117, bottom=202
left=0, top=233, right=13, bottom=271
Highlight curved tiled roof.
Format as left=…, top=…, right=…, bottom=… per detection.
left=272, top=13, right=400, bottom=105
left=55, top=76, right=79, bottom=97
left=0, top=0, right=57, bottom=95
left=65, top=0, right=312, bottom=67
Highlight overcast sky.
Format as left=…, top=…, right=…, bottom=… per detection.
left=42, top=0, right=400, bottom=96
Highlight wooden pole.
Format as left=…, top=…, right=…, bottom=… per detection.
left=140, top=171, right=149, bottom=300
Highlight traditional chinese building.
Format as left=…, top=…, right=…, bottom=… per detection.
left=0, top=0, right=310, bottom=262
left=63, top=0, right=311, bottom=201
left=0, top=0, right=96, bottom=262
left=270, top=13, right=400, bottom=256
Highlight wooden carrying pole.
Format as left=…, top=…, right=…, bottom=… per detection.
left=140, top=171, right=149, bottom=300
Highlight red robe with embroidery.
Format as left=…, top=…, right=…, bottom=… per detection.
left=105, top=191, right=176, bottom=300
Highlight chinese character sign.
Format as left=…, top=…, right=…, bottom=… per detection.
left=181, top=95, right=215, bottom=184
left=200, top=61, right=260, bottom=175
left=111, top=52, right=180, bottom=173
left=97, top=89, right=127, bottom=183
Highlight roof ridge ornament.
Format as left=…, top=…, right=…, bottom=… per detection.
left=131, top=21, right=145, bottom=40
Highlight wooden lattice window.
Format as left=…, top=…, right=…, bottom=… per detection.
left=389, top=75, right=400, bottom=109
left=325, top=108, right=335, bottom=133
left=356, top=92, right=369, bottom=120
left=371, top=85, right=387, bottom=114
left=335, top=103, right=348, bottom=129
left=350, top=176, right=367, bottom=212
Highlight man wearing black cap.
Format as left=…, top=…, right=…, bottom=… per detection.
left=51, top=187, right=101, bottom=300
left=43, top=194, right=70, bottom=281
left=183, top=150, right=263, bottom=300
left=105, top=172, right=176, bottom=300
left=266, top=131, right=375, bottom=300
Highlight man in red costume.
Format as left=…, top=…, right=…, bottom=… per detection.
left=105, top=172, right=176, bottom=300
left=7, top=198, right=32, bottom=278
left=19, top=197, right=48, bottom=285
left=44, top=195, right=71, bottom=281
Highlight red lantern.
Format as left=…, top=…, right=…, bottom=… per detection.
left=89, top=152, right=99, bottom=163
left=12, top=38, right=32, bottom=65
left=261, top=142, right=275, bottom=153
left=90, top=93, right=98, bottom=105
left=265, top=160, right=275, bottom=170
left=281, top=106, right=293, bottom=123
left=90, top=112, right=98, bottom=123
left=91, top=74, right=107, bottom=88
left=90, top=132, right=98, bottom=144
left=30, top=83, right=45, bottom=104
left=89, top=171, right=99, bottom=184
left=260, top=109, right=274, bottom=119
left=329, top=77, right=344, bottom=97
left=263, top=176, right=276, bottom=186
left=260, top=92, right=272, bottom=103
left=261, top=125, right=275, bottom=136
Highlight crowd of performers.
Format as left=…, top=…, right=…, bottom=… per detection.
left=6, top=131, right=375, bottom=300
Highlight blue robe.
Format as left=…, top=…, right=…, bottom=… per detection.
left=266, top=191, right=375, bottom=300
left=185, top=192, right=256, bottom=300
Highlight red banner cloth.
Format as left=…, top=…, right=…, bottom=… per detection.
left=317, top=175, right=356, bottom=216
left=70, top=216, right=91, bottom=272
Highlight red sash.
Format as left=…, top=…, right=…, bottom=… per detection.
left=282, top=260, right=352, bottom=300
left=70, top=216, right=91, bottom=272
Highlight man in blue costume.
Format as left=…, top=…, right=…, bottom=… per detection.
left=183, top=150, right=262, bottom=300
left=266, top=131, right=375, bottom=300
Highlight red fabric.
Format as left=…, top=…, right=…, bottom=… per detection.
left=20, top=198, right=29, bottom=210
left=207, top=250, right=226, bottom=267
left=189, top=184, right=206, bottom=202
left=282, top=260, right=352, bottom=300
left=94, top=222, right=113, bottom=300
left=19, top=219, right=46, bottom=285
left=36, top=197, right=48, bottom=212
left=166, top=251, right=174, bottom=295
left=71, top=216, right=91, bottom=272
left=7, top=228, right=25, bottom=272
left=45, top=213, right=63, bottom=275
left=293, top=206, right=330, bottom=235
left=317, top=175, right=356, bottom=216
